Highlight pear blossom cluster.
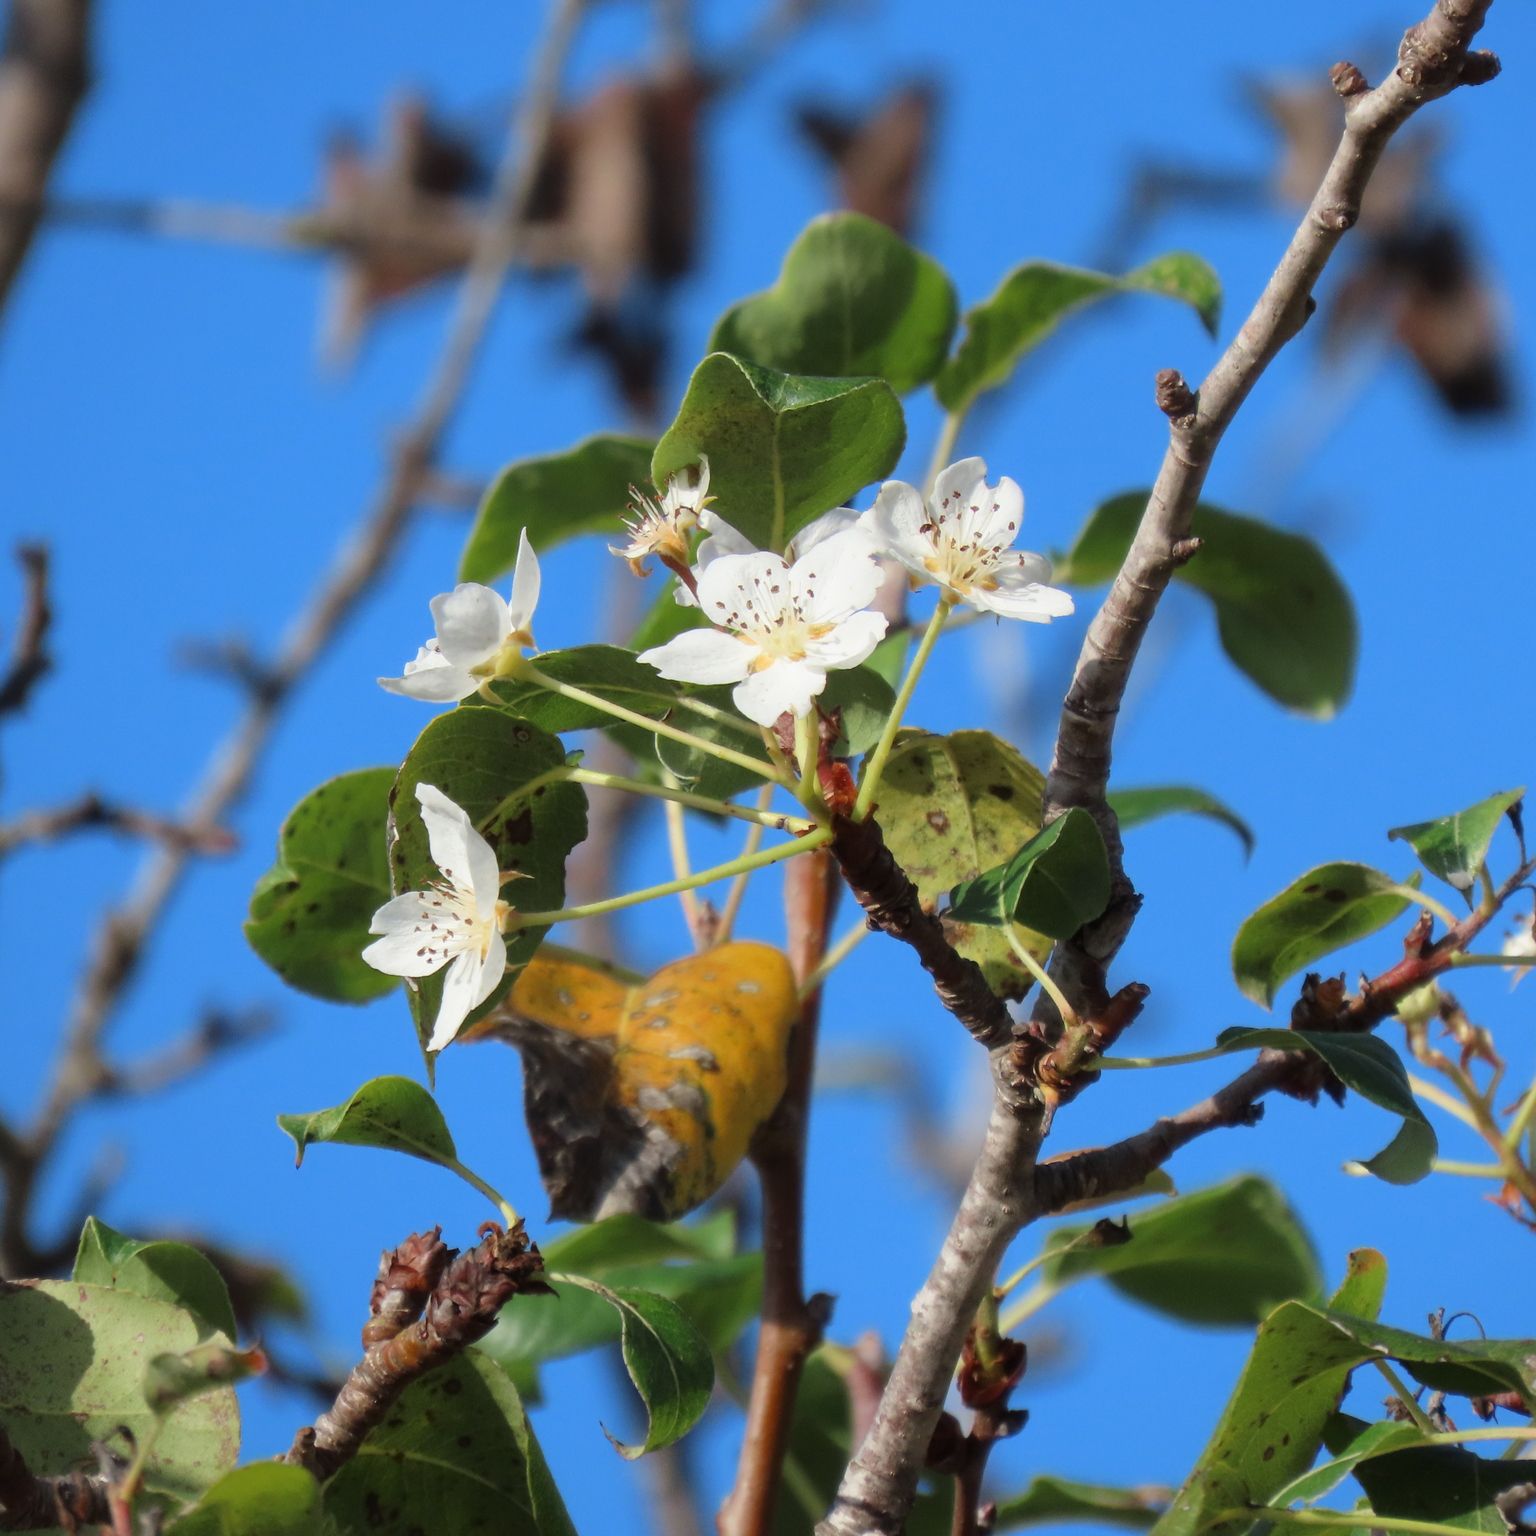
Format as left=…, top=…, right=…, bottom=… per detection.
left=363, top=455, right=1072, bottom=1049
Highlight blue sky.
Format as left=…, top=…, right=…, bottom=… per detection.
left=2, top=0, right=1534, bottom=1529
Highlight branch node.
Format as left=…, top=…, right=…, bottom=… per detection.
left=1153, top=367, right=1197, bottom=421
left=1169, top=537, right=1203, bottom=566
left=1330, top=60, right=1370, bottom=96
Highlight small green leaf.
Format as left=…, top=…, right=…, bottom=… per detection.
left=167, top=1464, right=323, bottom=1535
left=392, top=709, right=588, bottom=1048
left=277, top=1075, right=457, bottom=1170
left=1215, top=1029, right=1437, bottom=1184
left=710, top=212, right=958, bottom=393
left=1388, top=787, right=1525, bottom=895
left=936, top=252, right=1220, bottom=415
left=653, top=354, right=905, bottom=552
left=1231, top=862, right=1416, bottom=1008
left=872, top=730, right=1053, bottom=999
left=144, top=1343, right=265, bottom=1416
left=1058, top=494, right=1356, bottom=716
left=992, top=1476, right=1166, bottom=1530
left=460, top=434, right=655, bottom=583
left=478, top=1214, right=761, bottom=1386
left=1323, top=1411, right=1536, bottom=1532
left=551, top=1274, right=713, bottom=1457
left=73, top=1219, right=238, bottom=1344
left=244, top=767, right=397, bottom=1003
left=949, top=807, right=1111, bottom=941
left=321, top=1352, right=577, bottom=1536
left=1039, top=1175, right=1322, bottom=1327
left=475, top=644, right=683, bottom=733
left=0, top=1280, right=239, bottom=1519
left=1110, top=784, right=1253, bottom=858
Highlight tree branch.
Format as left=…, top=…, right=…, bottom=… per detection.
left=0, top=793, right=235, bottom=860
left=816, top=7, right=1500, bottom=1532
left=286, top=1222, right=547, bottom=1481
left=1, top=0, right=588, bottom=1275
left=0, top=544, right=50, bottom=719
left=0, top=0, right=90, bottom=314
left=0, top=1422, right=112, bottom=1533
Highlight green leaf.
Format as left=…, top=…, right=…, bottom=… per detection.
left=460, top=434, right=655, bottom=583
left=478, top=1214, right=762, bottom=1385
left=871, top=730, right=1053, bottom=999
left=73, top=1218, right=238, bottom=1344
left=1231, top=862, right=1416, bottom=1008
left=652, top=353, right=904, bottom=552
left=1110, top=785, right=1253, bottom=858
left=551, top=1274, right=713, bottom=1457
left=167, top=1464, right=323, bottom=1535
left=936, top=253, right=1220, bottom=415
left=1388, top=787, right=1525, bottom=895
left=629, top=584, right=709, bottom=652
left=709, top=212, right=957, bottom=393
left=245, top=767, right=397, bottom=1003
left=392, top=708, right=588, bottom=1048
left=278, top=1075, right=457, bottom=1171
left=820, top=662, right=896, bottom=758
left=1058, top=494, right=1356, bottom=717
left=321, top=1352, right=577, bottom=1536
left=1215, top=1029, right=1437, bottom=1184
left=1323, top=1412, right=1536, bottom=1533
left=949, top=807, right=1111, bottom=941
left=0, top=1280, right=239, bottom=1520
left=1268, top=1417, right=1422, bottom=1507
left=1038, top=1175, right=1322, bottom=1327
left=992, top=1476, right=1166, bottom=1530
left=1149, top=1256, right=1390, bottom=1536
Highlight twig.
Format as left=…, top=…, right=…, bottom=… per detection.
left=0, top=0, right=91, bottom=312
left=0, top=793, right=235, bottom=860
left=286, top=1222, right=547, bottom=1481
left=0, top=0, right=588, bottom=1276
left=721, top=846, right=840, bottom=1535
left=815, top=8, right=1500, bottom=1532
left=0, top=544, right=50, bottom=719
left=0, top=1421, right=113, bottom=1532
left=94, top=1007, right=275, bottom=1098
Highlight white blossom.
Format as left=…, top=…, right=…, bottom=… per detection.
left=639, top=529, right=887, bottom=727
left=362, top=783, right=511, bottom=1052
left=859, top=457, right=1073, bottom=622
left=611, top=458, right=712, bottom=577
left=1504, top=910, right=1536, bottom=988
left=379, top=529, right=541, bottom=703
left=674, top=505, right=861, bottom=607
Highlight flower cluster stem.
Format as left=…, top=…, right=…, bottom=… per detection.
left=855, top=597, right=951, bottom=820
left=514, top=826, right=832, bottom=929
left=565, top=765, right=815, bottom=834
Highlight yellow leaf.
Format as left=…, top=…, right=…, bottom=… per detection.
left=476, top=942, right=798, bottom=1221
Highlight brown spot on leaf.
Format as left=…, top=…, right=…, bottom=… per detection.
left=926, top=810, right=950, bottom=833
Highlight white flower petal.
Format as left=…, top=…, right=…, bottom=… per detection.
left=639, top=627, right=756, bottom=686
left=787, top=506, right=860, bottom=560
left=973, top=475, right=1025, bottom=546
left=428, top=949, right=485, bottom=1052
left=430, top=584, right=510, bottom=668
left=474, top=929, right=507, bottom=1010
left=931, top=456, right=989, bottom=514
left=415, top=783, right=482, bottom=891
left=792, top=529, right=884, bottom=625
left=508, top=528, right=541, bottom=636
left=860, top=481, right=930, bottom=567
left=694, top=509, right=757, bottom=570
left=734, top=658, right=826, bottom=726
left=972, top=577, right=1075, bottom=623
left=378, top=647, right=477, bottom=702
left=693, top=550, right=788, bottom=619
left=361, top=896, right=452, bottom=978
left=803, top=609, right=888, bottom=670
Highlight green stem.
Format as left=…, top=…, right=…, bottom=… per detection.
left=794, top=711, right=822, bottom=811
left=566, top=766, right=817, bottom=833
left=1006, top=926, right=1077, bottom=1029
left=1406, top=1072, right=1482, bottom=1131
left=1430, top=1158, right=1506, bottom=1178
left=996, top=1279, right=1063, bottom=1335
left=924, top=410, right=965, bottom=494
left=855, top=597, right=952, bottom=819
left=1372, top=1359, right=1436, bottom=1435
left=1093, top=1044, right=1238, bottom=1070
left=661, top=792, right=704, bottom=943
left=515, top=826, right=832, bottom=928
left=443, top=1156, right=520, bottom=1228
left=517, top=662, right=782, bottom=785
left=796, top=917, right=872, bottom=999
left=1250, top=1507, right=1503, bottom=1536
left=1503, top=1058, right=1536, bottom=1152
left=1448, top=952, right=1536, bottom=969
left=1390, top=884, right=1462, bottom=934
left=715, top=785, right=773, bottom=946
